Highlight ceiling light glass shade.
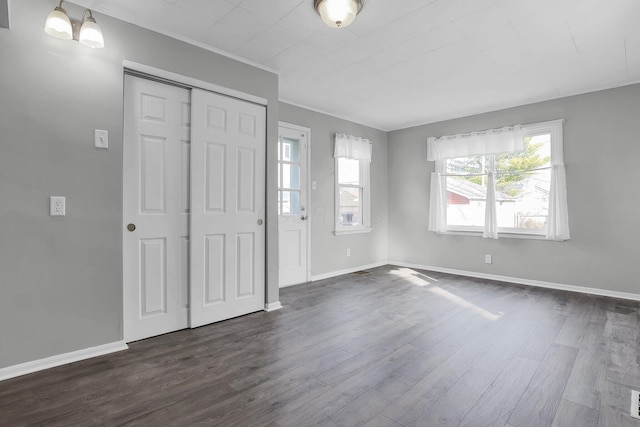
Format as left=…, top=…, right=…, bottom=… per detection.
left=44, top=4, right=72, bottom=40
left=79, top=16, right=104, bottom=48
left=314, top=0, right=363, bottom=28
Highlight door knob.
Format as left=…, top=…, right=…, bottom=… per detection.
left=301, top=215, right=307, bottom=221
left=257, top=219, right=263, bottom=225
left=127, top=223, right=136, bottom=232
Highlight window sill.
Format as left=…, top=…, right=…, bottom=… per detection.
left=334, top=228, right=372, bottom=236
left=436, top=230, right=555, bottom=241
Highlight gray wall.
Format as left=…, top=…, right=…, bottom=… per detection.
left=388, top=84, right=640, bottom=294
left=279, top=103, right=389, bottom=277
left=0, top=0, right=279, bottom=369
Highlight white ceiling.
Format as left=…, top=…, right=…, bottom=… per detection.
left=72, top=0, right=640, bottom=131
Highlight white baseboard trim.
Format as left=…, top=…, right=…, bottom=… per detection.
left=0, top=341, right=128, bottom=382
left=265, top=301, right=283, bottom=312
left=310, top=261, right=388, bottom=282
left=388, top=260, right=640, bottom=302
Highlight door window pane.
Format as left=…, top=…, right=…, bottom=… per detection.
left=281, top=137, right=300, bottom=162
left=281, top=190, right=300, bottom=215
left=281, top=164, right=300, bottom=190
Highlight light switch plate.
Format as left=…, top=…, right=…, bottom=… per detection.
left=50, top=196, right=65, bottom=216
left=95, top=129, right=108, bottom=149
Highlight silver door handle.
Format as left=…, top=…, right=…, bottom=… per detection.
left=301, top=215, right=307, bottom=221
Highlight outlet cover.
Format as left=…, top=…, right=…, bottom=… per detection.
left=485, top=254, right=492, bottom=264
left=50, top=196, right=65, bottom=216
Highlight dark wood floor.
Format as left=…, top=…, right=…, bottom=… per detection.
left=1, top=266, right=639, bottom=426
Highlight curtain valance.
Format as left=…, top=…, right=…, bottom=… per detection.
left=427, top=125, right=524, bottom=161
left=334, top=133, right=372, bottom=161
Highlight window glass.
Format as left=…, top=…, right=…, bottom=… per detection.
left=339, top=187, right=362, bottom=227
left=443, top=134, right=552, bottom=233
left=338, top=158, right=360, bottom=185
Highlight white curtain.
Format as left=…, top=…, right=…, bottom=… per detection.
left=427, top=125, right=523, bottom=161
left=483, top=171, right=498, bottom=239
left=428, top=172, right=446, bottom=233
left=547, top=164, right=570, bottom=240
left=334, top=133, right=372, bottom=161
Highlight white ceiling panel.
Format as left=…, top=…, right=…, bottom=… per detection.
left=71, top=0, right=640, bottom=130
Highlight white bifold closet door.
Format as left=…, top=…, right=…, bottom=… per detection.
left=189, top=89, right=266, bottom=328
left=123, top=76, right=266, bottom=342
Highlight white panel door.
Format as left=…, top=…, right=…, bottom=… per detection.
left=190, top=89, right=266, bottom=328
left=278, top=124, right=309, bottom=287
left=123, top=75, right=190, bottom=342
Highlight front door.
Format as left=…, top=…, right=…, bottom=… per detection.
left=278, top=123, right=310, bottom=287
left=122, top=75, right=190, bottom=342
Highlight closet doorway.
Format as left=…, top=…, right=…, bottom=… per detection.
left=123, top=73, right=266, bottom=342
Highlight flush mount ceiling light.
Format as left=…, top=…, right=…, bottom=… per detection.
left=44, top=0, right=104, bottom=48
left=314, top=0, right=363, bottom=28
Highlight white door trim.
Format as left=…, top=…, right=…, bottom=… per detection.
left=278, top=121, right=312, bottom=284
left=122, top=60, right=268, bottom=106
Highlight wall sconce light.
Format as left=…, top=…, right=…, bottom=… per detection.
left=314, top=0, right=363, bottom=28
left=44, top=0, right=104, bottom=48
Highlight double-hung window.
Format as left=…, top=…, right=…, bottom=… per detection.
left=428, top=120, right=569, bottom=240
left=334, top=133, right=372, bottom=235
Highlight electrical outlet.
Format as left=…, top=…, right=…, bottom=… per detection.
left=347, top=248, right=351, bottom=257
left=485, top=254, right=492, bottom=264
left=50, top=196, right=65, bottom=216
left=631, top=390, right=640, bottom=420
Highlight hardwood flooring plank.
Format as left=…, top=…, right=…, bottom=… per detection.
left=508, top=344, right=579, bottom=427
left=598, top=380, right=638, bottom=427
left=551, top=399, right=599, bottom=427
left=361, top=414, right=403, bottom=427
left=412, top=367, right=497, bottom=426
left=381, top=315, right=516, bottom=425
left=460, top=356, right=540, bottom=427
left=516, top=312, right=567, bottom=361
left=330, top=370, right=417, bottom=427
left=562, top=322, right=608, bottom=409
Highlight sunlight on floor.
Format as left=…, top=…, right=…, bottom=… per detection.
left=391, top=267, right=502, bottom=321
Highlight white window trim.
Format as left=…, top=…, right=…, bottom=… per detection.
left=431, top=119, right=567, bottom=240
left=334, top=157, right=371, bottom=235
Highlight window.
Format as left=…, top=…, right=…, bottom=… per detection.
left=334, top=133, right=372, bottom=235
left=428, top=120, right=569, bottom=240
left=278, top=136, right=301, bottom=215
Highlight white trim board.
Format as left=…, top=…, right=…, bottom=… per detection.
left=123, top=60, right=268, bottom=106
left=310, top=261, right=388, bottom=282
left=265, top=302, right=283, bottom=312
left=388, top=261, right=640, bottom=302
left=0, top=341, right=128, bottom=382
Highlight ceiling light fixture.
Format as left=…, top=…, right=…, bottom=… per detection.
left=44, top=0, right=72, bottom=40
left=314, top=0, right=363, bottom=29
left=78, top=10, right=104, bottom=48
left=44, top=0, right=104, bottom=48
